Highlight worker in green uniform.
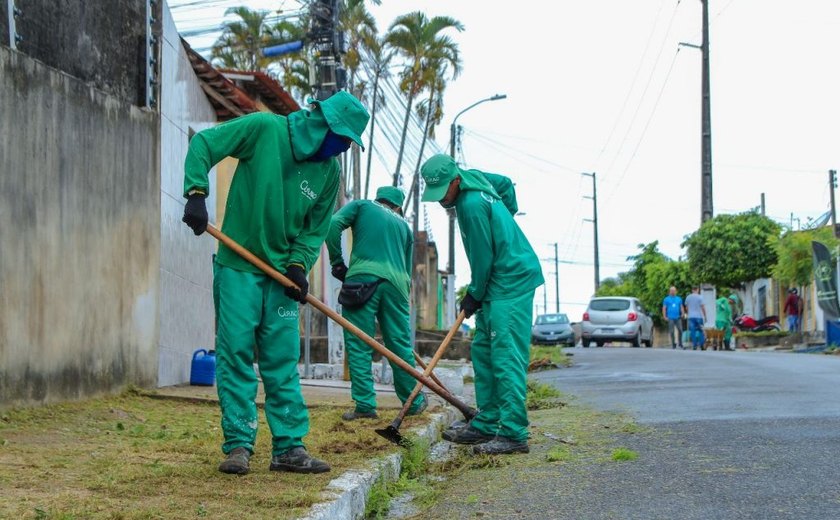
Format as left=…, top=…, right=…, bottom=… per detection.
left=181, top=91, right=370, bottom=475
left=326, top=186, right=427, bottom=420
left=419, top=154, right=544, bottom=455
left=715, top=293, right=737, bottom=350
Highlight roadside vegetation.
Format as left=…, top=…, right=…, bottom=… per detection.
left=0, top=388, right=431, bottom=520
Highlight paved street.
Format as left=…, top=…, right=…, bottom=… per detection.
left=426, top=348, right=840, bottom=520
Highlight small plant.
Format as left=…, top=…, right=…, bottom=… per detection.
left=611, top=448, right=638, bottom=462
left=546, top=446, right=572, bottom=462
left=463, top=375, right=474, bottom=384
left=465, top=494, right=479, bottom=505
left=364, top=478, right=391, bottom=519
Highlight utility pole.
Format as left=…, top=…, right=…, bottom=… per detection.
left=700, top=0, right=714, bottom=223
left=582, top=172, right=600, bottom=292
left=760, top=193, right=765, bottom=216
left=830, top=170, right=838, bottom=237
left=553, top=243, right=560, bottom=313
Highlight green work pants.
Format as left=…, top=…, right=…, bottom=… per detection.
left=213, top=263, right=308, bottom=456
left=342, top=279, right=425, bottom=414
left=716, top=320, right=732, bottom=347
left=470, top=291, right=534, bottom=442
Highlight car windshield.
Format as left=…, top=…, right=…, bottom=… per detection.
left=536, top=314, right=569, bottom=325
left=589, top=299, right=631, bottom=311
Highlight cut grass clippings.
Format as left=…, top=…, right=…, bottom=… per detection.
left=529, top=345, right=573, bottom=372
left=0, top=388, right=432, bottom=520
left=526, top=379, right=566, bottom=411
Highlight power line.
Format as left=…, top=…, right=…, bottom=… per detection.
left=599, top=0, right=682, bottom=181
left=605, top=48, right=682, bottom=203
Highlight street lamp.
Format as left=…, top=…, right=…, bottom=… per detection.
left=447, top=93, right=507, bottom=273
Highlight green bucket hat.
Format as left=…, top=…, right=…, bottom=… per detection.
left=420, top=154, right=460, bottom=202
left=309, top=91, right=370, bottom=149
left=375, top=186, right=405, bottom=208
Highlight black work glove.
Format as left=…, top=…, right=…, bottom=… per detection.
left=284, top=264, right=309, bottom=304
left=331, top=262, right=348, bottom=282
left=459, top=293, right=481, bottom=319
left=182, top=194, right=208, bottom=236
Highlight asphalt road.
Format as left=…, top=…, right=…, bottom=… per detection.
left=424, top=347, right=840, bottom=520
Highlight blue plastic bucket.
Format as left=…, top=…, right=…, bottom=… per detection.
left=190, top=348, right=216, bottom=386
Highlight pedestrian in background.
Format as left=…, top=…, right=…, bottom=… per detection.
left=784, top=288, right=803, bottom=332
left=662, top=286, right=686, bottom=349
left=181, top=91, right=370, bottom=475
left=326, top=186, right=426, bottom=421
left=715, top=293, right=737, bottom=350
left=684, top=286, right=707, bottom=350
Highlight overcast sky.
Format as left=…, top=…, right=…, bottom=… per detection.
left=172, top=0, right=840, bottom=321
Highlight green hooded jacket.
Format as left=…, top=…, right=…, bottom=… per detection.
left=326, top=198, right=413, bottom=301
left=420, top=155, right=543, bottom=301
left=183, top=94, right=369, bottom=274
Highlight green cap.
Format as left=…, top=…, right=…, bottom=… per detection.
left=309, top=91, right=370, bottom=149
left=375, top=186, right=405, bottom=208
left=420, top=154, right=460, bottom=202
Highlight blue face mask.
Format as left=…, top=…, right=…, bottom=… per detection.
left=307, top=131, right=351, bottom=162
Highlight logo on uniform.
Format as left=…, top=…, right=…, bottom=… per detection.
left=480, top=192, right=497, bottom=203
left=277, top=306, right=299, bottom=319
left=300, top=180, right=318, bottom=201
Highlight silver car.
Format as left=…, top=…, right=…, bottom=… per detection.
left=532, top=313, right=575, bottom=346
left=581, top=297, right=654, bottom=348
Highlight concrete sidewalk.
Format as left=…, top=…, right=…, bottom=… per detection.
left=153, top=378, right=409, bottom=410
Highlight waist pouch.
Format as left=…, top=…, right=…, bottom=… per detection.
left=338, top=279, right=383, bottom=308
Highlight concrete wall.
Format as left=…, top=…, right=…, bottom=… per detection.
left=0, top=46, right=160, bottom=408
left=157, top=4, right=217, bottom=386
left=5, top=0, right=153, bottom=105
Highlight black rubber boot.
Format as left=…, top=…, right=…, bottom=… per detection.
left=218, top=447, right=251, bottom=475
left=442, top=425, right=494, bottom=445
left=270, top=447, right=331, bottom=474
left=341, top=409, right=379, bottom=421
left=473, top=437, right=530, bottom=455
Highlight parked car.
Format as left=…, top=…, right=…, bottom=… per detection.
left=580, top=297, right=654, bottom=348
left=532, top=313, right=575, bottom=346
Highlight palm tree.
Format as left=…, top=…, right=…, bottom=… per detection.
left=268, top=17, right=312, bottom=102
left=211, top=7, right=275, bottom=71
left=386, top=11, right=463, bottom=187
left=361, top=32, right=394, bottom=199
left=340, top=0, right=377, bottom=199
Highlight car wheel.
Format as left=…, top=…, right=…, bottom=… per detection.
left=582, top=338, right=590, bottom=348
left=631, top=329, right=641, bottom=348
left=596, top=341, right=604, bottom=348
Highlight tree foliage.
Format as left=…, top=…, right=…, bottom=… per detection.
left=595, top=241, right=692, bottom=325
left=682, top=211, right=782, bottom=287
left=771, top=226, right=839, bottom=286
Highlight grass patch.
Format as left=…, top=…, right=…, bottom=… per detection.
left=0, top=391, right=429, bottom=520
left=463, top=375, right=475, bottom=384
left=546, top=445, right=572, bottom=462
left=611, top=448, right=639, bottom=461
left=363, top=436, right=439, bottom=519
left=526, top=379, right=565, bottom=410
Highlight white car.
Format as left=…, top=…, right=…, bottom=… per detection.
left=580, top=296, right=654, bottom=348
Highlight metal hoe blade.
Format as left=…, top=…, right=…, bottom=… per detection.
left=375, top=425, right=412, bottom=448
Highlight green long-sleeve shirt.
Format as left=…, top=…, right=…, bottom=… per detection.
left=455, top=182, right=544, bottom=302
left=326, top=200, right=413, bottom=301
left=183, top=112, right=340, bottom=274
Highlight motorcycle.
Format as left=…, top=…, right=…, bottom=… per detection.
left=733, top=314, right=781, bottom=332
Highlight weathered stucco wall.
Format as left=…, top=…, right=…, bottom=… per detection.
left=0, top=47, right=160, bottom=408
left=157, top=5, right=217, bottom=386
left=6, top=0, right=151, bottom=105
